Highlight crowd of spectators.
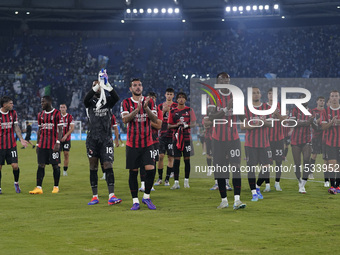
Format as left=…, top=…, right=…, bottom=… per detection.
left=0, top=24, right=339, bottom=133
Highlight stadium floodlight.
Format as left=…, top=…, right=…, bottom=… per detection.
left=174, top=8, right=180, bottom=13
left=161, top=8, right=166, bottom=13
left=274, top=4, right=279, bottom=10
left=337, top=5, right=340, bottom=8
left=168, top=8, right=173, bottom=14
left=121, top=20, right=125, bottom=23
left=253, top=5, right=257, bottom=11
left=182, top=19, right=186, bottom=22
left=133, top=9, right=137, bottom=14
left=264, top=5, right=269, bottom=10
left=125, top=0, right=131, bottom=6
left=147, top=8, right=152, bottom=13
left=246, top=6, right=251, bottom=11
left=139, top=8, right=144, bottom=13
left=15, top=11, right=18, bottom=14
left=238, top=6, right=243, bottom=11
left=281, top=15, right=285, bottom=19
left=126, top=9, right=131, bottom=13
left=221, top=18, right=225, bottom=21
left=26, top=11, right=30, bottom=15
left=154, top=8, right=159, bottom=14
left=226, top=6, right=231, bottom=12
left=232, top=6, right=237, bottom=12
left=259, top=5, right=264, bottom=10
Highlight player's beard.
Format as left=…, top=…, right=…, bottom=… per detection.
left=132, top=91, right=142, bottom=96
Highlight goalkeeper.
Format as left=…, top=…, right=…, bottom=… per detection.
left=84, top=69, right=121, bottom=206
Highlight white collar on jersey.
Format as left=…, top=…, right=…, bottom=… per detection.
left=62, top=113, right=68, bottom=117
left=253, top=103, right=263, bottom=108
left=0, top=109, right=9, bottom=114
left=44, top=108, right=55, bottom=114
left=330, top=105, right=340, bottom=111
left=131, top=96, right=144, bottom=103
left=218, top=89, right=231, bottom=96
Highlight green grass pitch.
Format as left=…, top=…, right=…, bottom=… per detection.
left=0, top=141, right=339, bottom=254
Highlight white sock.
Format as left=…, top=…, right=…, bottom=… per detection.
left=143, top=193, right=150, bottom=199
left=14, top=182, right=18, bottom=184
left=301, top=179, right=307, bottom=187
left=266, top=183, right=270, bottom=189
left=226, top=179, right=229, bottom=185
left=215, top=179, right=218, bottom=185
left=93, top=195, right=98, bottom=198
left=234, top=195, right=240, bottom=202
left=275, top=181, right=280, bottom=186
left=222, top=197, right=228, bottom=203
left=256, top=184, right=260, bottom=189
left=37, top=186, right=42, bottom=189
left=184, top=178, right=189, bottom=183
left=251, top=189, right=257, bottom=195
left=175, top=180, right=179, bottom=185
left=133, top=198, right=139, bottom=204
left=109, top=193, right=115, bottom=199
left=54, top=186, right=58, bottom=188
left=141, top=181, right=145, bottom=189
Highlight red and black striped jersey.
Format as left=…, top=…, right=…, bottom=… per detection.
left=265, top=102, right=284, bottom=142
left=311, top=108, right=324, bottom=139
left=244, top=103, right=270, bottom=148
left=283, top=126, right=291, bottom=138
left=0, top=110, right=18, bottom=149
left=321, top=106, right=340, bottom=147
left=290, top=107, right=312, bottom=145
left=158, top=102, right=178, bottom=138
left=111, top=114, right=117, bottom=127
left=203, top=117, right=213, bottom=140
left=168, top=106, right=196, bottom=142
left=152, top=107, right=163, bottom=144
left=121, top=96, right=157, bottom=148
left=210, top=90, right=239, bottom=141
left=38, top=109, right=63, bottom=149
left=61, top=113, right=74, bottom=142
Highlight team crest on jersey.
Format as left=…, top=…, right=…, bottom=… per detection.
left=180, top=117, right=185, bottom=122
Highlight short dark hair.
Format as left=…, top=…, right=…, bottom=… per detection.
left=316, top=96, right=325, bottom=101
left=148, top=92, right=157, bottom=98
left=176, top=92, right=187, bottom=100
left=42, top=95, right=52, bottom=103
left=268, top=88, right=273, bottom=93
left=216, top=72, right=230, bottom=79
left=165, top=88, right=175, bottom=93
left=0, top=96, right=12, bottom=107
left=130, top=78, right=141, bottom=87
left=331, top=90, right=339, bottom=94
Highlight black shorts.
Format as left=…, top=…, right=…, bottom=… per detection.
left=206, top=138, right=213, bottom=156
left=284, top=136, right=291, bottom=146
left=159, top=136, right=174, bottom=156
left=60, top=141, right=71, bottom=152
left=213, top=139, right=241, bottom=165
left=311, top=136, right=323, bottom=155
left=325, top=145, right=340, bottom=162
left=37, top=148, right=60, bottom=165
left=199, top=135, right=205, bottom=144
left=25, top=135, right=31, bottom=141
left=245, top=146, right=272, bottom=166
left=213, top=139, right=241, bottom=179
left=126, top=145, right=155, bottom=169
left=322, top=141, right=328, bottom=160
left=0, top=147, right=18, bottom=165
left=153, top=143, right=160, bottom=162
left=86, top=138, right=114, bottom=163
left=173, top=140, right=194, bottom=157
left=270, top=140, right=284, bottom=162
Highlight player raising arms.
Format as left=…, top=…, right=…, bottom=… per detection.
left=289, top=94, right=314, bottom=194
left=84, top=70, right=121, bottom=206
left=155, top=88, right=177, bottom=186
left=241, top=87, right=272, bottom=202
left=59, top=104, right=75, bottom=176
left=0, top=96, right=28, bottom=194
left=206, top=72, right=246, bottom=209
left=121, top=78, right=158, bottom=210
left=29, top=96, right=63, bottom=195
left=168, top=92, right=196, bottom=189
left=321, top=91, right=340, bottom=194
left=265, top=88, right=286, bottom=191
